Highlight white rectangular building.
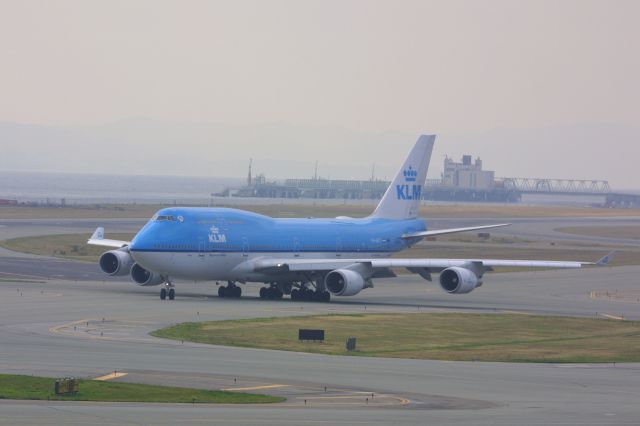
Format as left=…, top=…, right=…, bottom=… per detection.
left=442, top=155, right=495, bottom=189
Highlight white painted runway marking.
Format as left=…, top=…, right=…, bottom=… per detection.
left=601, top=313, right=625, bottom=320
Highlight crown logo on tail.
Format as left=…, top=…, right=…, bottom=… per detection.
left=403, top=166, right=417, bottom=182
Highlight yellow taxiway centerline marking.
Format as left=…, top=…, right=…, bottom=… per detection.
left=0, top=271, right=51, bottom=280
left=297, top=394, right=410, bottom=405
left=222, top=384, right=290, bottom=392
left=48, top=318, right=95, bottom=334
left=297, top=396, right=375, bottom=400
left=94, top=372, right=128, bottom=381
left=601, top=314, right=624, bottom=320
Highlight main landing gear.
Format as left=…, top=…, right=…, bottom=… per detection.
left=259, top=281, right=330, bottom=302
left=218, top=281, right=242, bottom=298
left=291, top=287, right=330, bottom=302
left=160, top=282, right=175, bottom=300
left=259, top=284, right=284, bottom=300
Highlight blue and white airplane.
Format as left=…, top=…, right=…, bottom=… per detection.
left=88, top=135, right=613, bottom=301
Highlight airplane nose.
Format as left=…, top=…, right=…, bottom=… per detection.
left=129, top=229, right=149, bottom=251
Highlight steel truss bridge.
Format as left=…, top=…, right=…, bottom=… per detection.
left=498, top=177, right=611, bottom=195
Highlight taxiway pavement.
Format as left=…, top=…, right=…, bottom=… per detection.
left=0, top=217, right=639, bottom=425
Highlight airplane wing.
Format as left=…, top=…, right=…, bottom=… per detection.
left=402, top=223, right=511, bottom=239
left=87, top=227, right=130, bottom=248
left=252, top=251, right=616, bottom=274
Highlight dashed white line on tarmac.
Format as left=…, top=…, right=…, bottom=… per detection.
left=601, top=313, right=625, bottom=320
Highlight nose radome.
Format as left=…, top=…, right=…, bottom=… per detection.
left=128, top=230, right=147, bottom=251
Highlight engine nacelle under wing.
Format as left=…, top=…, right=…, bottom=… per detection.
left=130, top=263, right=165, bottom=286
left=325, top=269, right=366, bottom=296
left=439, top=267, right=481, bottom=294
left=99, top=249, right=134, bottom=276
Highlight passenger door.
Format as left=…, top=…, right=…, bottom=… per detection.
left=242, top=237, right=249, bottom=258
left=293, top=237, right=300, bottom=258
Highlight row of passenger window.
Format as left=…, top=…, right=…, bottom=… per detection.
left=154, top=244, right=195, bottom=250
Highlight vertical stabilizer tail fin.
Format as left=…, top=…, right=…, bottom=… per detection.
left=370, top=135, right=435, bottom=220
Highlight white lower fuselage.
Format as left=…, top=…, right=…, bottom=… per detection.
left=131, top=250, right=392, bottom=283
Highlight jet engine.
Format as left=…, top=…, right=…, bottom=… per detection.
left=439, top=267, right=481, bottom=294
left=325, top=269, right=366, bottom=296
left=99, top=249, right=134, bottom=276
left=130, top=263, right=165, bottom=286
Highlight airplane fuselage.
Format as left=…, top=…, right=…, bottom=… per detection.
left=129, top=207, right=426, bottom=282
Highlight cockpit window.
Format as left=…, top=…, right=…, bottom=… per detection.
left=154, top=215, right=177, bottom=222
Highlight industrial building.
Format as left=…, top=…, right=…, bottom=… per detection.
left=226, top=154, right=615, bottom=204
left=442, top=155, right=495, bottom=189
left=230, top=155, right=520, bottom=202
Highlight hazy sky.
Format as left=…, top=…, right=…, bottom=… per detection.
left=0, top=1, right=638, bottom=186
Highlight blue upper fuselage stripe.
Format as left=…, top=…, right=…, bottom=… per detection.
left=129, top=207, right=427, bottom=254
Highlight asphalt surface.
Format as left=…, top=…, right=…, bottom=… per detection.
left=0, top=216, right=639, bottom=425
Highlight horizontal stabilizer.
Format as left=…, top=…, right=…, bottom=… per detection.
left=402, top=223, right=511, bottom=239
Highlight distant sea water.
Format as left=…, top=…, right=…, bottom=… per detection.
left=0, top=171, right=245, bottom=205
left=0, top=170, right=632, bottom=207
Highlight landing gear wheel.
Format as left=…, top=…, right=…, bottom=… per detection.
left=301, top=289, right=313, bottom=301
left=272, top=288, right=283, bottom=300
left=160, top=288, right=167, bottom=300
left=168, top=288, right=175, bottom=300
left=260, top=286, right=283, bottom=300
left=291, top=288, right=318, bottom=301
left=233, top=286, right=242, bottom=298
left=218, top=286, right=226, bottom=298
left=290, top=289, right=299, bottom=301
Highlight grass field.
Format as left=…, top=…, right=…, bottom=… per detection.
left=1, top=203, right=640, bottom=220
left=0, top=374, right=283, bottom=403
left=152, top=313, right=640, bottom=363
left=557, top=226, right=640, bottom=240
left=0, top=233, right=135, bottom=262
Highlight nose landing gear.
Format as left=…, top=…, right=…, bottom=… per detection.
left=160, top=280, right=175, bottom=300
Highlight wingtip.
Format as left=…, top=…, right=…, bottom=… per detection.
left=90, top=227, right=105, bottom=241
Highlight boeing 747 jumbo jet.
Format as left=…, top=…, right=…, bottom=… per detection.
left=88, top=135, right=614, bottom=301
